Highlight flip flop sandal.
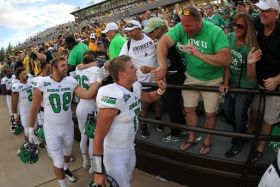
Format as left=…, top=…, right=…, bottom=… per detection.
left=251, top=150, right=263, bottom=163
left=179, top=136, right=202, bottom=151
left=199, top=144, right=212, bottom=156
left=179, top=141, right=198, bottom=151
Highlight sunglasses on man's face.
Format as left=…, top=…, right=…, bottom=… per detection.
left=233, top=22, right=246, bottom=30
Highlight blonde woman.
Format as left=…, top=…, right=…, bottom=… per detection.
left=219, top=12, right=262, bottom=158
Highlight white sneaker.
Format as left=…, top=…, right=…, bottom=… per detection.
left=64, top=169, right=77, bottom=182
left=83, top=159, right=90, bottom=169
left=69, top=156, right=75, bottom=162
left=89, top=166, right=94, bottom=174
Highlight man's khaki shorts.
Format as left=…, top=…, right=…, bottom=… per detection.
left=182, top=73, right=223, bottom=113
left=251, top=94, right=280, bottom=125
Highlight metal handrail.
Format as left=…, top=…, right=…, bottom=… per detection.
left=139, top=118, right=280, bottom=142
left=139, top=81, right=280, bottom=186
left=142, top=82, right=280, bottom=95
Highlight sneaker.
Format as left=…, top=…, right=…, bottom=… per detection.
left=161, top=134, right=180, bottom=143
left=64, top=169, right=77, bottom=182
left=83, top=159, right=90, bottom=169
left=141, top=124, right=150, bottom=138
left=89, top=167, right=94, bottom=174
left=156, top=125, right=165, bottom=132
left=225, top=145, right=242, bottom=158
left=70, top=156, right=75, bottom=162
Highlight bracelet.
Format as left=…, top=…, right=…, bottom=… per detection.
left=92, top=155, right=105, bottom=174
left=156, top=88, right=165, bottom=96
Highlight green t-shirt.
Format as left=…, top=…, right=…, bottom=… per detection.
left=227, top=33, right=257, bottom=88
left=168, top=21, right=229, bottom=80
left=109, top=33, right=127, bottom=60
left=204, top=14, right=225, bottom=28
left=68, top=42, right=88, bottom=66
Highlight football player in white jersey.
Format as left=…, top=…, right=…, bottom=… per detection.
left=31, top=62, right=51, bottom=147
left=258, top=149, right=280, bottom=187
left=75, top=51, right=100, bottom=172
left=12, top=67, right=33, bottom=142
left=92, top=55, right=166, bottom=187
left=29, top=56, right=106, bottom=187
left=1, top=68, right=14, bottom=119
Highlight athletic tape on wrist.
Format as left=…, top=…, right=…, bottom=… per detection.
left=96, top=78, right=103, bottom=84
left=92, top=155, right=105, bottom=174
left=13, top=113, right=18, bottom=119
left=156, top=88, right=165, bottom=96
left=29, top=127, right=34, bottom=134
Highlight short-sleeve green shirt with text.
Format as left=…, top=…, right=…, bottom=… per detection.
left=168, top=21, right=229, bottom=80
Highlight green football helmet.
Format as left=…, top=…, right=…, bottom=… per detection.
left=10, top=121, right=23, bottom=135
left=17, top=142, right=39, bottom=164
left=269, top=124, right=280, bottom=152
left=35, top=126, right=45, bottom=141
left=84, top=112, right=97, bottom=139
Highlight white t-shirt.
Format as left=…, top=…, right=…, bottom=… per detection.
left=12, top=80, right=33, bottom=114
left=75, top=66, right=100, bottom=106
left=96, top=82, right=142, bottom=149
left=119, top=34, right=158, bottom=83
left=35, top=76, right=78, bottom=128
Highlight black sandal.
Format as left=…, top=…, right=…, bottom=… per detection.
left=179, top=140, right=198, bottom=151
left=199, top=144, right=212, bottom=156
left=251, top=150, right=263, bottom=163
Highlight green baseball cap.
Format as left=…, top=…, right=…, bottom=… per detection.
left=143, top=17, right=164, bottom=34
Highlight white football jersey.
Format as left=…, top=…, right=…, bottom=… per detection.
left=31, top=76, right=42, bottom=89
left=1, top=77, right=8, bottom=87
left=35, top=76, right=78, bottom=128
left=12, top=80, right=33, bottom=113
left=96, top=82, right=142, bottom=149
left=32, top=76, right=44, bottom=124
left=75, top=66, right=100, bottom=106
left=11, top=75, right=19, bottom=85
left=1, top=76, right=13, bottom=90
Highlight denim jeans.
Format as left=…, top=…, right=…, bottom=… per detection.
left=224, top=93, right=254, bottom=146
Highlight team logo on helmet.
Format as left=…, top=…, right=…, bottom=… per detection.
left=84, top=112, right=97, bottom=139
left=10, top=121, right=23, bottom=135
left=17, top=142, right=39, bottom=164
